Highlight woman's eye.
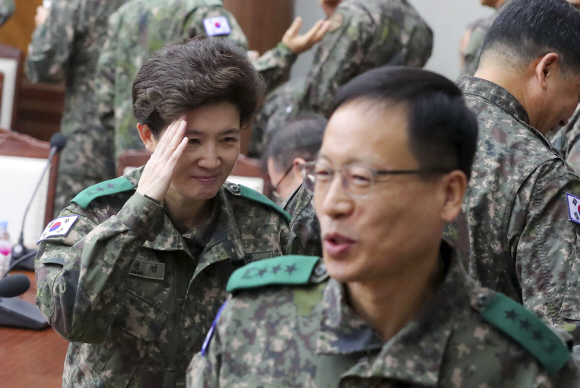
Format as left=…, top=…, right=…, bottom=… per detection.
left=188, top=138, right=200, bottom=144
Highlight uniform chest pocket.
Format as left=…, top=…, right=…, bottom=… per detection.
left=120, top=289, right=168, bottom=342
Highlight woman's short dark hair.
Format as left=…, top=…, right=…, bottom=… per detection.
left=132, top=37, right=265, bottom=137
left=331, top=66, right=478, bottom=180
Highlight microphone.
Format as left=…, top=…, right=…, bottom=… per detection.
left=10, top=133, right=67, bottom=272
left=0, top=274, right=30, bottom=298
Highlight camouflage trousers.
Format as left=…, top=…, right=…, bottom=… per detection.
left=53, top=126, right=116, bottom=217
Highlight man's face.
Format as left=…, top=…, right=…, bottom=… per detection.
left=314, top=101, right=448, bottom=286
left=531, top=70, right=580, bottom=134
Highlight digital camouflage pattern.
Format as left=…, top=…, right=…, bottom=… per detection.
left=187, top=243, right=579, bottom=387
left=26, top=0, right=128, bottom=217
left=550, top=105, right=580, bottom=174
left=282, top=183, right=321, bottom=257
left=445, top=76, right=580, bottom=359
left=460, top=0, right=513, bottom=77
left=249, top=0, right=434, bottom=157
left=35, top=167, right=299, bottom=388
left=0, top=0, right=14, bottom=27
left=95, top=0, right=248, bottom=161
left=252, top=42, right=298, bottom=95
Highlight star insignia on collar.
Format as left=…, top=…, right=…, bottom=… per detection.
left=504, top=309, right=518, bottom=321
left=285, top=264, right=297, bottom=275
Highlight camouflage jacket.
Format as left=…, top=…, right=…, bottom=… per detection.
left=460, top=0, right=512, bottom=77
left=252, top=42, right=298, bottom=95
left=282, top=183, right=321, bottom=257
left=0, top=0, right=14, bottom=27
left=95, top=0, right=248, bottom=160
left=250, top=0, right=433, bottom=156
left=187, top=243, right=578, bottom=387
left=26, top=0, right=127, bottom=136
left=445, top=76, right=580, bottom=356
left=550, top=105, right=580, bottom=175
left=35, top=167, right=298, bottom=388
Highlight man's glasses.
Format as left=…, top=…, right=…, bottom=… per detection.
left=272, top=164, right=294, bottom=201
left=300, top=162, right=452, bottom=198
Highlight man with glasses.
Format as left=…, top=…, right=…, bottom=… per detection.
left=187, top=66, right=578, bottom=387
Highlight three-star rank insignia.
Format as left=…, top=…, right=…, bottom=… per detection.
left=71, top=177, right=135, bottom=209
left=566, top=193, right=580, bottom=225
left=226, top=255, right=321, bottom=293
left=480, top=293, right=571, bottom=374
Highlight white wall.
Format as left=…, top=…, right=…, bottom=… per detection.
left=292, top=0, right=495, bottom=81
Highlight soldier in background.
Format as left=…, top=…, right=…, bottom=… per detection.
left=0, top=0, right=14, bottom=27
left=446, top=0, right=580, bottom=359
left=188, top=66, right=579, bottom=388
left=460, top=0, right=512, bottom=77
left=26, top=0, right=129, bottom=217
left=248, top=0, right=433, bottom=157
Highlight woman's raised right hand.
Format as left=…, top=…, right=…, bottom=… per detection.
left=136, top=117, right=189, bottom=202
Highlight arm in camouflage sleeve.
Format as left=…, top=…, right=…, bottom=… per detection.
left=35, top=193, right=165, bottom=343
left=252, top=43, right=298, bottom=94
left=297, top=6, right=373, bottom=115
left=511, top=163, right=580, bottom=356
left=26, top=0, right=77, bottom=83
left=95, top=12, right=123, bottom=135
left=0, top=0, right=14, bottom=27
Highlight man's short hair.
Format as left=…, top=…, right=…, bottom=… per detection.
left=481, top=0, right=580, bottom=73
left=263, top=114, right=327, bottom=172
left=132, top=37, right=265, bottom=137
left=331, top=66, right=478, bottom=179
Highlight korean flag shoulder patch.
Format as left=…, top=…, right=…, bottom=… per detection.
left=203, top=16, right=232, bottom=37
left=566, top=193, right=580, bottom=225
left=37, top=215, right=79, bottom=244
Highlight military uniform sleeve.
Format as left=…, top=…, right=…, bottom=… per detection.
left=35, top=192, right=165, bottom=343
left=510, top=161, right=580, bottom=354
left=0, top=0, right=15, bottom=27
left=252, top=42, right=297, bottom=94
left=183, top=6, right=248, bottom=50
left=95, top=12, right=123, bottom=135
left=26, top=0, right=77, bottom=83
left=298, top=5, right=374, bottom=115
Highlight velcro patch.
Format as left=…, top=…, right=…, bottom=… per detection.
left=566, top=193, right=580, bottom=225
left=203, top=16, right=231, bottom=36
left=129, top=259, right=165, bottom=280
left=37, top=215, right=79, bottom=244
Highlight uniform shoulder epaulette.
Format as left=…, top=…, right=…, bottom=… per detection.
left=226, top=255, right=326, bottom=293
left=225, top=182, right=290, bottom=223
left=71, top=176, right=135, bottom=209
left=476, top=292, right=571, bottom=374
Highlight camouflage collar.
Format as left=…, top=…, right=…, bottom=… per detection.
left=457, top=76, right=530, bottom=125
left=124, top=167, right=246, bottom=265
left=316, top=242, right=473, bottom=386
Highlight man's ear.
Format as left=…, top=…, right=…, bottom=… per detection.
left=440, top=170, right=468, bottom=223
left=534, top=52, right=560, bottom=89
left=137, top=123, right=157, bottom=153
left=292, top=157, right=307, bottom=168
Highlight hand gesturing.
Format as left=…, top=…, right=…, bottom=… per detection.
left=137, top=117, right=188, bottom=202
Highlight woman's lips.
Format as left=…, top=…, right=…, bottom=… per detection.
left=193, top=175, right=219, bottom=185
left=323, top=232, right=356, bottom=257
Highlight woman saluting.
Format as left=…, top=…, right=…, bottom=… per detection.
left=35, top=37, right=298, bottom=388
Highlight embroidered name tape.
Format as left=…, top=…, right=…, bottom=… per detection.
left=203, top=16, right=231, bottom=36
left=566, top=193, right=580, bottom=225
left=37, top=215, right=79, bottom=244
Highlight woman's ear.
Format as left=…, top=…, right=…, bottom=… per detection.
left=440, top=170, right=468, bottom=223
left=137, top=123, right=157, bottom=153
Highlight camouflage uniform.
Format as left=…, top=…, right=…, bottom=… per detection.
left=0, top=0, right=14, bottom=27
left=282, top=183, right=321, bottom=257
left=249, top=0, right=434, bottom=157
left=26, top=0, right=128, bottom=217
left=445, top=76, right=580, bottom=358
left=187, top=243, right=578, bottom=387
left=460, top=0, right=513, bottom=77
left=35, top=167, right=299, bottom=388
left=550, top=105, right=580, bottom=174
left=95, top=0, right=248, bottom=161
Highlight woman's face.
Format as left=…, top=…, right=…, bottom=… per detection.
left=152, top=101, right=241, bottom=201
